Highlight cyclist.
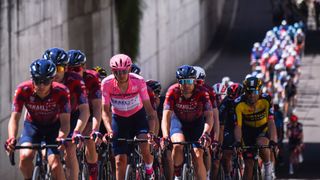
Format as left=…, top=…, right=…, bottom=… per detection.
left=67, top=50, right=102, bottom=180
left=43, top=47, right=90, bottom=180
left=101, top=54, right=157, bottom=180
left=161, top=65, right=213, bottom=180
left=92, top=66, right=108, bottom=80
left=219, top=83, right=243, bottom=179
left=193, top=65, right=220, bottom=179
left=131, top=63, right=141, bottom=75
left=286, top=114, right=303, bottom=175
left=212, top=83, right=227, bottom=106
left=5, top=59, right=70, bottom=180
left=283, top=76, right=297, bottom=117
left=146, top=79, right=162, bottom=135
left=234, top=77, right=277, bottom=180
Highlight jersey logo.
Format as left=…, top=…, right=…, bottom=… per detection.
left=234, top=97, right=241, bottom=103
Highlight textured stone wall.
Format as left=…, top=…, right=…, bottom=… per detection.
left=0, top=0, right=230, bottom=178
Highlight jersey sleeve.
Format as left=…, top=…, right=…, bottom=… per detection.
left=202, top=91, right=213, bottom=111
left=234, top=98, right=243, bottom=127
left=58, top=88, right=71, bottom=113
left=139, top=79, right=150, bottom=101
left=262, top=94, right=274, bottom=120
left=76, top=79, right=88, bottom=105
left=12, top=86, right=26, bottom=113
left=163, top=87, right=175, bottom=111
left=101, top=82, right=110, bottom=105
left=87, top=75, right=102, bottom=100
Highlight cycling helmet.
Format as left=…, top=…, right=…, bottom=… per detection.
left=146, top=80, right=161, bottom=95
left=227, top=83, right=243, bottom=99
left=253, top=42, right=260, bottom=49
left=30, top=59, right=57, bottom=80
left=193, top=66, right=206, bottom=80
left=243, top=76, right=262, bottom=93
left=176, top=65, right=197, bottom=79
left=92, top=66, right=108, bottom=79
left=131, top=63, right=141, bottom=75
left=212, top=83, right=226, bottom=95
left=109, top=54, right=132, bottom=70
left=67, top=50, right=86, bottom=66
left=290, top=114, right=298, bottom=122
left=43, top=47, right=68, bottom=66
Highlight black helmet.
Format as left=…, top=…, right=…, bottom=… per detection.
left=92, top=66, right=107, bottom=79
left=30, top=59, right=57, bottom=80
left=131, top=63, right=141, bottom=75
left=227, top=83, right=243, bottom=99
left=146, top=80, right=161, bottom=95
left=43, top=47, right=68, bottom=66
left=67, top=50, right=86, bottom=67
left=243, top=77, right=262, bottom=93
left=176, top=65, right=197, bottom=80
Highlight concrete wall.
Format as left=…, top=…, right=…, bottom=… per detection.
left=0, top=0, right=229, bottom=178
left=137, top=0, right=226, bottom=88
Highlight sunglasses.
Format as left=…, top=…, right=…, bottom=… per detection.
left=178, top=79, right=194, bottom=85
left=68, top=66, right=83, bottom=73
left=246, top=90, right=259, bottom=95
left=56, top=65, right=65, bottom=73
left=112, top=69, right=129, bottom=76
left=33, top=78, right=52, bottom=86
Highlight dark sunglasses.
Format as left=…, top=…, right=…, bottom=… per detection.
left=68, top=66, right=83, bottom=73
left=112, top=69, right=129, bottom=76
left=178, top=79, right=194, bottom=85
left=246, top=90, right=259, bottom=95
left=33, top=78, right=52, bottom=86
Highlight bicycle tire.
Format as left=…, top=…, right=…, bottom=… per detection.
left=80, top=163, right=89, bottom=180
left=161, top=150, right=171, bottom=179
left=125, top=164, right=134, bottom=180
left=232, top=168, right=242, bottom=180
left=106, top=160, right=115, bottom=180
left=98, top=161, right=106, bottom=180
left=253, top=161, right=262, bottom=180
left=217, top=164, right=225, bottom=180
left=32, top=166, right=41, bottom=180
left=182, top=163, right=194, bottom=180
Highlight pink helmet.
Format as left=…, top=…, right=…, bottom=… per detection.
left=109, top=54, right=132, bottom=70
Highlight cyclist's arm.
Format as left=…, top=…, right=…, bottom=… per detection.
left=267, top=117, right=277, bottom=142
left=59, top=113, right=70, bottom=138
left=74, top=103, right=90, bottom=133
left=8, top=112, right=21, bottom=139
left=203, top=110, right=213, bottom=136
left=161, top=110, right=173, bottom=139
left=102, top=103, right=113, bottom=133
left=91, top=98, right=102, bottom=131
left=142, top=99, right=157, bottom=134
left=234, top=105, right=242, bottom=142
left=212, top=108, right=220, bottom=141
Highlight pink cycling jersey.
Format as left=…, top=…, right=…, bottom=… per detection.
left=101, top=73, right=150, bottom=117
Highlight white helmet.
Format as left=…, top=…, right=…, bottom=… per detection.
left=212, top=83, right=226, bottom=95
left=193, top=66, right=206, bottom=80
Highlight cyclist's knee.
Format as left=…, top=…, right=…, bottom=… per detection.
left=172, top=144, right=183, bottom=154
left=115, top=155, right=127, bottom=167
left=19, top=149, right=34, bottom=164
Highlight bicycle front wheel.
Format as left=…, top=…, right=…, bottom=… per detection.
left=125, top=164, right=134, bottom=180
left=217, top=164, right=225, bottom=180
left=182, top=163, right=194, bottom=180
left=79, top=163, right=89, bottom=180
left=32, top=166, right=41, bottom=180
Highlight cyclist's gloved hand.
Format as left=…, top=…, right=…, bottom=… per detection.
left=56, top=137, right=67, bottom=150
left=147, top=132, right=156, bottom=145
left=4, top=137, right=16, bottom=153
left=233, top=141, right=242, bottom=149
left=103, top=132, right=113, bottom=143
left=90, top=130, right=103, bottom=145
left=72, top=131, right=83, bottom=145
left=199, top=132, right=211, bottom=148
left=269, top=140, right=277, bottom=148
left=160, top=137, right=171, bottom=150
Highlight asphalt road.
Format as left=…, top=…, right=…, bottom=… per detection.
left=199, top=0, right=320, bottom=179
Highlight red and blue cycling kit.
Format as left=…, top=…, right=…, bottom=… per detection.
left=13, top=80, right=71, bottom=155
left=147, top=86, right=157, bottom=110
left=13, top=80, right=71, bottom=125
left=164, top=83, right=212, bottom=123
left=203, top=83, right=218, bottom=108
left=83, top=69, right=102, bottom=123
left=62, top=71, right=88, bottom=132
left=164, top=83, right=212, bottom=147
left=101, top=73, right=150, bottom=155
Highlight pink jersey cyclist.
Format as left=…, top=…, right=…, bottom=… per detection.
left=101, top=73, right=150, bottom=117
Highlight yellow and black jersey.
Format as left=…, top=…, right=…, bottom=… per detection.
left=234, top=93, right=274, bottom=129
